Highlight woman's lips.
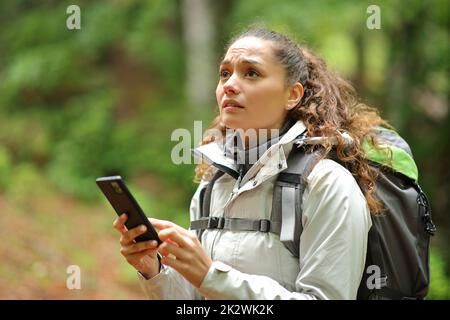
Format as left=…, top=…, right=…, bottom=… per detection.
left=223, top=105, right=244, bottom=111
left=222, top=100, right=244, bottom=111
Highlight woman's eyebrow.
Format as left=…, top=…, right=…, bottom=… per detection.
left=220, top=58, right=262, bottom=66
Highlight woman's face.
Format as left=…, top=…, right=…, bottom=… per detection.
left=217, top=37, right=300, bottom=133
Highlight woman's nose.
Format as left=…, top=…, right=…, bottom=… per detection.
left=223, top=76, right=240, bottom=95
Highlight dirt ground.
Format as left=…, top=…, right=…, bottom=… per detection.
left=0, top=192, right=148, bottom=300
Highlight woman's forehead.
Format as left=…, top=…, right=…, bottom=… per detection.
left=223, top=37, right=275, bottom=64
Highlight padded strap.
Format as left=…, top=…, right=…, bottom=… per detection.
left=280, top=186, right=296, bottom=242
left=201, top=170, right=225, bottom=218
left=272, top=146, right=323, bottom=256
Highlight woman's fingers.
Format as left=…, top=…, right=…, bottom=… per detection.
left=150, top=218, right=196, bottom=242
left=149, top=218, right=178, bottom=231
left=160, top=254, right=184, bottom=272
left=127, top=248, right=159, bottom=262
left=113, top=213, right=128, bottom=233
left=158, top=241, right=187, bottom=260
left=149, top=218, right=191, bottom=235
left=120, top=225, right=148, bottom=245
left=150, top=218, right=186, bottom=246
left=158, top=227, right=196, bottom=249
left=121, top=240, right=159, bottom=256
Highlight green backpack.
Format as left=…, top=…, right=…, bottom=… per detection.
left=190, top=127, right=436, bottom=300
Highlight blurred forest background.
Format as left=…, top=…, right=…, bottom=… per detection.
left=0, top=0, right=448, bottom=299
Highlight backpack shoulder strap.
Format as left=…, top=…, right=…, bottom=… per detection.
left=271, top=146, right=323, bottom=257
left=190, top=170, right=224, bottom=238
left=201, top=170, right=225, bottom=219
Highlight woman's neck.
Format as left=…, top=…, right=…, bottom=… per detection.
left=235, top=119, right=295, bottom=149
left=223, top=119, right=295, bottom=167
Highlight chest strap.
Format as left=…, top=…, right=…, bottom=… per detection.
left=190, top=217, right=282, bottom=233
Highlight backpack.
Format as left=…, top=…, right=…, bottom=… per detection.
left=190, top=127, right=436, bottom=300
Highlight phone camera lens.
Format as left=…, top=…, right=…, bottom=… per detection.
left=111, top=182, right=123, bottom=194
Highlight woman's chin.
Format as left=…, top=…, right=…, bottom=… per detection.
left=222, top=121, right=248, bottom=131
left=221, top=117, right=243, bottom=130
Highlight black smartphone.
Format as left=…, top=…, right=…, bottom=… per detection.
left=96, top=175, right=162, bottom=244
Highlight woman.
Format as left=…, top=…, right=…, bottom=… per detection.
left=113, top=28, right=389, bottom=300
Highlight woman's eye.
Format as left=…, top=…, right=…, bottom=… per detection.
left=220, top=70, right=231, bottom=78
left=245, top=69, right=259, bottom=78
left=219, top=68, right=259, bottom=79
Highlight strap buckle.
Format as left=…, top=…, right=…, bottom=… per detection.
left=207, top=217, right=218, bottom=229
left=207, top=217, right=225, bottom=229
left=259, top=219, right=271, bottom=232
left=217, top=217, right=225, bottom=229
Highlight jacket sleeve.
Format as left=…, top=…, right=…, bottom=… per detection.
left=197, top=159, right=372, bottom=300
left=138, top=181, right=209, bottom=300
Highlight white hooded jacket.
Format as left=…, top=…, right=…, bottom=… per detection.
left=138, top=120, right=372, bottom=300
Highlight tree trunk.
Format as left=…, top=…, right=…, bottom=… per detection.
left=181, top=0, right=216, bottom=110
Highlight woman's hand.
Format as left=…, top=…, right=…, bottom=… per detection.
left=113, top=214, right=160, bottom=279
left=150, top=218, right=212, bottom=288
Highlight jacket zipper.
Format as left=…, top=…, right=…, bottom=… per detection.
left=236, top=165, right=244, bottom=189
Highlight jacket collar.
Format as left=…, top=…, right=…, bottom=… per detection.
left=192, top=120, right=307, bottom=180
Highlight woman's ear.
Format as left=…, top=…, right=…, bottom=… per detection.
left=286, top=82, right=304, bottom=110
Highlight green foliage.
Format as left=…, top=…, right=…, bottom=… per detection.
left=428, top=247, right=450, bottom=299
left=46, top=92, right=123, bottom=200
left=0, top=0, right=190, bottom=202
left=5, top=162, right=50, bottom=210
left=0, top=145, right=12, bottom=191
